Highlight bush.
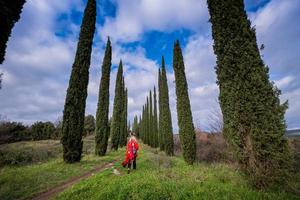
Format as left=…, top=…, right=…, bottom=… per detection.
left=0, top=140, right=62, bottom=166
left=31, top=121, right=55, bottom=140
left=0, top=121, right=31, bottom=144
left=174, top=130, right=235, bottom=163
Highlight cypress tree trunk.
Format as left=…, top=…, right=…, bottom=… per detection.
left=207, top=0, right=292, bottom=187
left=110, top=61, right=124, bottom=150
left=161, top=56, right=174, bottom=156
left=95, top=38, right=112, bottom=156
left=173, top=41, right=196, bottom=163
left=153, top=86, right=159, bottom=148
left=61, top=0, right=96, bottom=163
left=0, top=0, right=26, bottom=64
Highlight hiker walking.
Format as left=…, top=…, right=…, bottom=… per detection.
left=122, top=132, right=139, bottom=174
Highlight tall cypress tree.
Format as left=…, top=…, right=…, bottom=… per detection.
left=158, top=67, right=164, bottom=151
left=119, top=77, right=125, bottom=147
left=61, top=0, right=96, bottom=163
left=110, top=61, right=124, bottom=150
left=0, top=0, right=26, bottom=64
left=121, top=87, right=128, bottom=147
left=207, top=0, right=291, bottom=187
left=145, top=97, right=150, bottom=145
left=153, top=86, right=159, bottom=148
left=149, top=90, right=153, bottom=147
left=160, top=56, right=174, bottom=156
left=173, top=41, right=196, bottom=164
left=95, top=37, right=112, bottom=156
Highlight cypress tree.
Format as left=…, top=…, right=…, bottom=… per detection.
left=158, top=68, right=164, bottom=151
left=145, top=97, right=150, bottom=145
left=120, top=87, right=128, bottom=147
left=207, top=0, right=291, bottom=187
left=133, top=115, right=139, bottom=135
left=110, top=61, right=124, bottom=150
left=161, top=56, right=174, bottom=156
left=149, top=90, right=153, bottom=147
left=61, top=0, right=96, bottom=163
left=0, top=0, right=26, bottom=64
left=95, top=37, right=112, bottom=156
left=153, top=86, right=159, bottom=148
left=119, top=78, right=125, bottom=147
left=137, top=115, right=141, bottom=138
left=173, top=41, right=196, bottom=164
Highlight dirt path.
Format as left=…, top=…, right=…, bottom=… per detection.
left=32, top=161, right=117, bottom=200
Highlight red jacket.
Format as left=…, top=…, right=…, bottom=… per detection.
left=122, top=138, right=139, bottom=166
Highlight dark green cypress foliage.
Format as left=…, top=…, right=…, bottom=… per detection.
left=137, top=115, right=141, bottom=138
left=158, top=67, right=164, bottom=151
left=161, top=56, right=174, bottom=156
left=207, top=0, right=291, bottom=187
left=173, top=41, right=196, bottom=163
left=121, top=87, right=128, bottom=146
left=153, top=86, right=159, bottom=148
left=149, top=90, right=153, bottom=147
left=127, top=120, right=130, bottom=133
left=95, top=37, right=112, bottom=156
left=61, top=0, right=96, bottom=163
left=133, top=115, right=139, bottom=134
left=119, top=78, right=125, bottom=147
left=110, top=61, right=124, bottom=150
left=0, top=0, right=26, bottom=64
left=145, top=97, right=150, bottom=145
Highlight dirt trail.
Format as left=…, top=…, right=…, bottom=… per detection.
left=32, top=161, right=117, bottom=200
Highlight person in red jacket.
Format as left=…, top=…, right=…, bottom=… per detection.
left=122, top=132, right=139, bottom=174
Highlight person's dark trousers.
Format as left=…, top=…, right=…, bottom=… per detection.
left=127, top=157, right=137, bottom=170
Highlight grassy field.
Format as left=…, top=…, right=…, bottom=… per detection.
left=0, top=136, right=122, bottom=200
left=55, top=145, right=299, bottom=200
left=1, top=139, right=299, bottom=200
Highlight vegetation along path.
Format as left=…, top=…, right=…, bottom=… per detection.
left=32, top=161, right=117, bottom=200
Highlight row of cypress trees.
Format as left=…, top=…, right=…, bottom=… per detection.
left=61, top=0, right=129, bottom=162
left=207, top=0, right=292, bottom=188
left=139, top=41, right=196, bottom=162
left=139, top=88, right=159, bottom=148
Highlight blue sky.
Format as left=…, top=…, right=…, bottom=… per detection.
left=0, top=0, right=299, bottom=132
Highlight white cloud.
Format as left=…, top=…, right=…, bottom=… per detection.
left=250, top=0, right=300, bottom=129
left=100, top=0, right=208, bottom=42
left=1, top=0, right=299, bottom=132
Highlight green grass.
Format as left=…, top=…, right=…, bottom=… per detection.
left=0, top=137, right=123, bottom=200
left=55, top=145, right=299, bottom=200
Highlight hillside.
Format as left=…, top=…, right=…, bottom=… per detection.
left=1, top=138, right=299, bottom=200
left=55, top=144, right=299, bottom=200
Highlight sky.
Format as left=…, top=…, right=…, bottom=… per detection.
left=0, top=0, right=299, bottom=132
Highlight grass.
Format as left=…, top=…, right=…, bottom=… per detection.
left=0, top=137, right=123, bottom=200
left=55, top=145, right=299, bottom=200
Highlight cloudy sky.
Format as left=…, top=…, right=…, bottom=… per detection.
left=0, top=0, right=299, bottom=132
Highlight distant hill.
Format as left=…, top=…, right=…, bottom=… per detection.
left=286, top=129, right=300, bottom=138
